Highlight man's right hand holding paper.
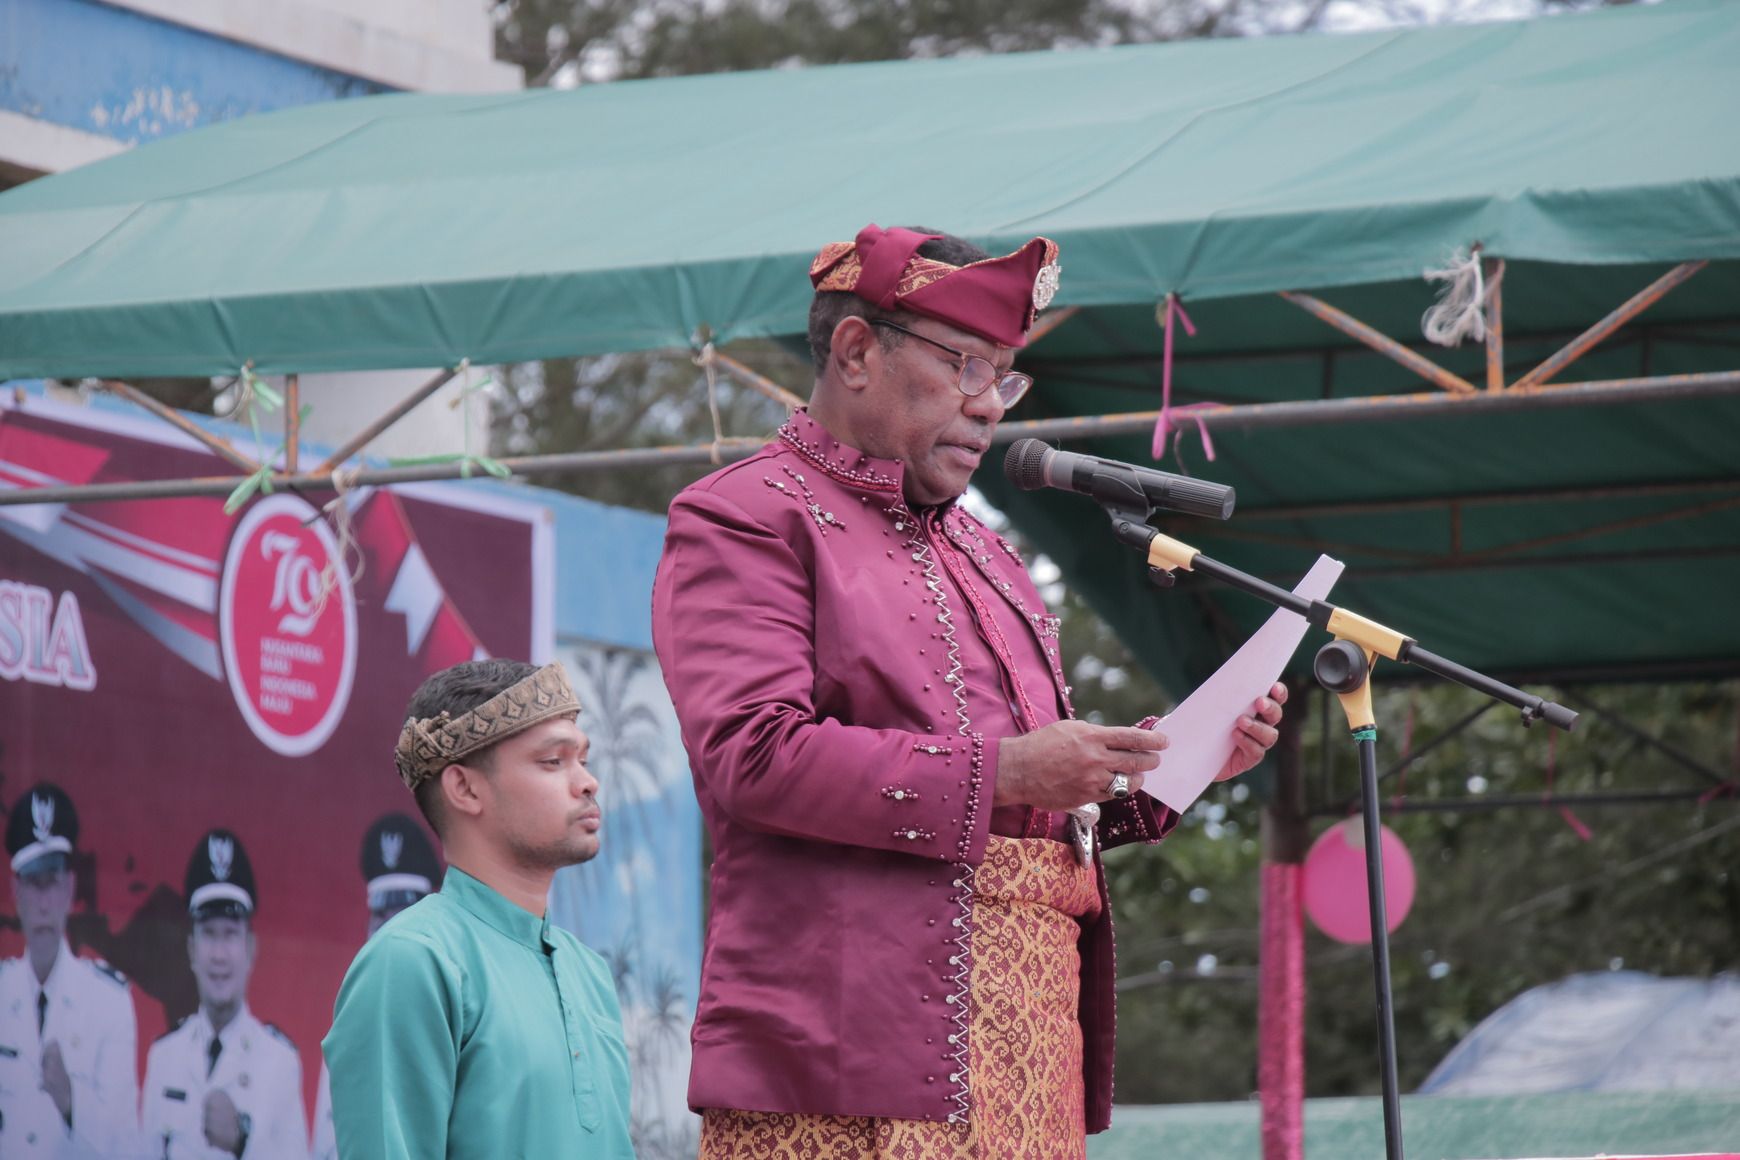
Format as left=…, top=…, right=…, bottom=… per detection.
left=994, top=721, right=1169, bottom=810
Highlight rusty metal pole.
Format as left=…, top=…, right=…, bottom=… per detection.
left=284, top=374, right=300, bottom=473
left=709, top=349, right=808, bottom=410
left=1484, top=260, right=1505, bottom=392
left=1258, top=678, right=1309, bottom=1160
left=1279, top=291, right=1478, bottom=395
left=1511, top=261, right=1707, bottom=390
left=11, top=371, right=1739, bottom=509
left=98, top=381, right=262, bottom=474
left=314, top=365, right=460, bottom=473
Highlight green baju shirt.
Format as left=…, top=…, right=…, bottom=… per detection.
left=322, top=868, right=634, bottom=1159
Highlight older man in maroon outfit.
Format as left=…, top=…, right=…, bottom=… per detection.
left=653, top=224, right=1286, bottom=1157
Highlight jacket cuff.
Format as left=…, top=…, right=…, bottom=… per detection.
left=1098, top=793, right=1177, bottom=850
left=956, top=733, right=994, bottom=865
left=884, top=731, right=994, bottom=865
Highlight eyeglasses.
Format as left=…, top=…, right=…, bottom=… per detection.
left=871, top=320, right=1033, bottom=408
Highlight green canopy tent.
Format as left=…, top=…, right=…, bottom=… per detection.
left=3, top=4, right=1738, bottom=1155
left=1, top=0, right=1735, bottom=694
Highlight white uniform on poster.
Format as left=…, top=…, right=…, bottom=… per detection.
left=0, top=941, right=140, bottom=1159
left=142, top=1005, right=306, bottom=1160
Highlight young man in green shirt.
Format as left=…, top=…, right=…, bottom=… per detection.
left=322, top=659, right=634, bottom=1159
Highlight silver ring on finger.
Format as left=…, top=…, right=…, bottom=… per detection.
left=1107, top=772, right=1131, bottom=799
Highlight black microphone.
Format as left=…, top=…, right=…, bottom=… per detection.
left=1003, top=439, right=1235, bottom=520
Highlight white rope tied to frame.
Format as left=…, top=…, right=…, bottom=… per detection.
left=307, top=466, right=366, bottom=620
left=226, top=367, right=257, bottom=420
left=1422, top=246, right=1489, bottom=347
left=694, top=341, right=726, bottom=465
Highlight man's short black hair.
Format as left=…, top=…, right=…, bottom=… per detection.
left=806, top=229, right=994, bottom=374
left=403, top=658, right=540, bottom=835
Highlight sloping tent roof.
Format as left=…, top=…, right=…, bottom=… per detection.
left=2, top=0, right=1737, bottom=693
left=1419, top=971, right=1740, bottom=1096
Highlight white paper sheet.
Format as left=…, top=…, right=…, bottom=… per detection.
left=1145, top=554, right=1344, bottom=813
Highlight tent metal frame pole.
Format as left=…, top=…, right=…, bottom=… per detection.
left=1200, top=492, right=1740, bottom=569
left=1484, top=259, right=1505, bottom=392
left=1308, top=787, right=1738, bottom=818
left=1278, top=261, right=1705, bottom=398
left=1557, top=689, right=1735, bottom=789
left=1232, top=476, right=1740, bottom=523
left=1019, top=317, right=1740, bottom=375
left=1511, top=261, right=1707, bottom=390
left=284, top=374, right=300, bottom=473
left=1344, top=702, right=1497, bottom=809
left=1027, top=304, right=1080, bottom=344
left=313, top=365, right=460, bottom=473
left=5, top=370, right=1740, bottom=508
left=1298, top=541, right=1740, bottom=580
left=0, top=433, right=773, bottom=506
left=708, top=349, right=808, bottom=410
left=1278, top=290, right=1478, bottom=394
left=96, top=380, right=262, bottom=474
left=1002, top=369, right=1740, bottom=439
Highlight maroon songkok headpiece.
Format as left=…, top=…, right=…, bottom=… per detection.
left=809, top=224, right=1062, bottom=349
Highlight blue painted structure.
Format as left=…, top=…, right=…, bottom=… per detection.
left=1, top=0, right=390, bottom=146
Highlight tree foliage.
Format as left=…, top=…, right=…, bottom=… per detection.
left=1104, top=677, right=1740, bottom=1102
left=496, top=0, right=1250, bottom=86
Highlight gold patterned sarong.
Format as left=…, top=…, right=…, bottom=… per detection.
left=700, top=835, right=1101, bottom=1159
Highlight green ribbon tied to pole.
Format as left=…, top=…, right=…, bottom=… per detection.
left=387, top=366, right=509, bottom=479
left=223, top=367, right=314, bottom=515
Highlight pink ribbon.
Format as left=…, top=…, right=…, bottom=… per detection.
left=1545, top=729, right=1594, bottom=842
left=1151, top=294, right=1216, bottom=463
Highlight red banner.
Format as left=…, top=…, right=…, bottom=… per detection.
left=0, top=393, right=552, bottom=1133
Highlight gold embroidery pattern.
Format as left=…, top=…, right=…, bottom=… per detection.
left=810, top=241, right=856, bottom=280
left=699, top=836, right=1099, bottom=1159
left=813, top=249, right=864, bottom=292
left=811, top=238, right=1058, bottom=315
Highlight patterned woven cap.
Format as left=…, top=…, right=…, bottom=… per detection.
left=809, top=223, right=1061, bottom=348
left=394, top=662, right=581, bottom=790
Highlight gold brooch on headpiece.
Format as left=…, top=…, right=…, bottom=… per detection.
left=1033, top=261, right=1062, bottom=311
left=393, top=662, right=581, bottom=790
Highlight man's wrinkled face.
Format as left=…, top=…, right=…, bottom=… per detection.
left=868, top=317, right=1013, bottom=508
left=189, top=916, right=255, bottom=1010
left=14, top=861, right=74, bottom=957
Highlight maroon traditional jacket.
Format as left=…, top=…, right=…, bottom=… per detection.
left=651, top=410, right=1175, bottom=1133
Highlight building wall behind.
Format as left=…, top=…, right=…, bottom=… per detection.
left=0, top=0, right=518, bottom=181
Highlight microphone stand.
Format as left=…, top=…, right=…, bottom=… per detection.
left=1100, top=503, right=1577, bottom=1160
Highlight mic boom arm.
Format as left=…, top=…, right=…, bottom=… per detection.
left=1114, top=520, right=1578, bottom=733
